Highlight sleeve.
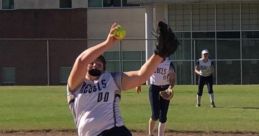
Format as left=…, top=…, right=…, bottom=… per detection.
left=195, top=59, right=200, bottom=66
left=211, top=60, right=215, bottom=67
left=67, top=85, right=76, bottom=104
left=66, top=85, right=77, bottom=124
left=111, top=72, right=123, bottom=91
left=210, top=60, right=215, bottom=74
left=169, top=61, right=175, bottom=72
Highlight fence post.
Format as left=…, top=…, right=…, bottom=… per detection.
left=46, top=40, right=50, bottom=85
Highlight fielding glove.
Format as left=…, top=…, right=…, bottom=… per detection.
left=159, top=88, right=174, bottom=101
left=154, top=21, right=179, bottom=58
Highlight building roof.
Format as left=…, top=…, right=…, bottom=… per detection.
left=128, top=0, right=259, bottom=4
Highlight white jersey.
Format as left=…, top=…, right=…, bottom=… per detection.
left=150, top=59, right=172, bottom=86
left=67, top=72, right=124, bottom=136
left=197, top=58, right=214, bottom=77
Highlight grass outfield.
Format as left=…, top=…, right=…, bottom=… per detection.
left=0, top=85, right=259, bottom=133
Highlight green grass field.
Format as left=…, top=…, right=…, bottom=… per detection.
left=0, top=85, right=259, bottom=133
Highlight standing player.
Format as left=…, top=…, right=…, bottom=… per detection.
left=136, top=57, right=176, bottom=136
left=194, top=49, right=216, bottom=108
left=67, top=22, right=178, bottom=136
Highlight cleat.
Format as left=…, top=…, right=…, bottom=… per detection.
left=211, top=102, right=216, bottom=108
left=196, top=104, right=201, bottom=107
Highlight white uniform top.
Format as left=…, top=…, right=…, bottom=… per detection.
left=67, top=72, right=124, bottom=136
left=197, top=58, right=214, bottom=77
left=150, top=59, right=172, bottom=86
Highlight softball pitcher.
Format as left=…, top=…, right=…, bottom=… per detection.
left=67, top=21, right=178, bottom=136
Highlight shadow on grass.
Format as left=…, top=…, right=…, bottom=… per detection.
left=242, top=107, right=259, bottom=110
left=216, top=106, right=259, bottom=110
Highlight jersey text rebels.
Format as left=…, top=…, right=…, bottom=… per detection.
left=79, top=79, right=107, bottom=94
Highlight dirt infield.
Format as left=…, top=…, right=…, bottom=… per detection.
left=0, top=130, right=258, bottom=136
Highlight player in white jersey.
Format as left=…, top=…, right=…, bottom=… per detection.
left=67, top=22, right=179, bottom=136
left=136, top=57, right=176, bottom=136
left=194, top=49, right=216, bottom=108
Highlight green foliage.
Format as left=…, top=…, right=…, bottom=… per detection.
left=0, top=85, right=259, bottom=133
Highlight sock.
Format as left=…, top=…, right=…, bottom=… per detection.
left=148, top=118, right=156, bottom=136
left=209, top=93, right=215, bottom=103
left=158, top=122, right=166, bottom=136
left=197, top=95, right=201, bottom=105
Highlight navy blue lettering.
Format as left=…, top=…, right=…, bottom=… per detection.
left=86, top=84, right=92, bottom=93
left=97, top=92, right=110, bottom=102
left=155, top=68, right=167, bottom=75
left=97, top=92, right=103, bottom=102
left=97, top=82, right=101, bottom=91
left=80, top=79, right=108, bottom=94
left=200, top=65, right=208, bottom=70
left=101, top=79, right=107, bottom=88
left=92, top=85, right=97, bottom=92
left=80, top=83, right=87, bottom=93
left=104, top=92, right=109, bottom=102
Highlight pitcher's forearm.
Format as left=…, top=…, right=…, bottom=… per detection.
left=137, top=55, right=163, bottom=82
left=78, top=40, right=113, bottom=64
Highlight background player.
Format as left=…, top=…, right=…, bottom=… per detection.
left=67, top=22, right=178, bottom=136
left=194, top=49, right=216, bottom=108
left=136, top=57, right=176, bottom=136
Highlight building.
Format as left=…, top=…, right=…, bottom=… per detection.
left=0, top=0, right=259, bottom=85
left=0, top=0, right=145, bottom=85
left=129, top=0, right=259, bottom=84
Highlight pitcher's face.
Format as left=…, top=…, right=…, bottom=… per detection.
left=87, top=59, right=104, bottom=77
